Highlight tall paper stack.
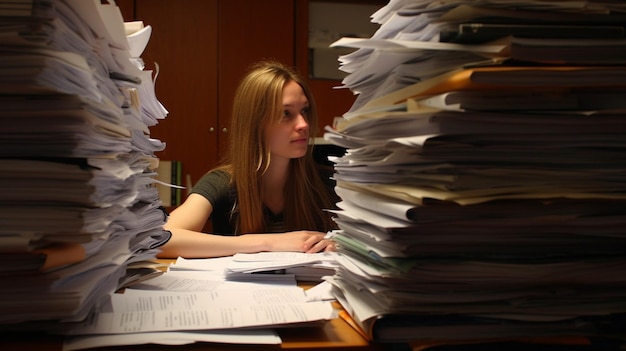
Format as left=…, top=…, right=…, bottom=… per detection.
left=325, top=0, right=626, bottom=344
left=0, top=0, right=171, bottom=331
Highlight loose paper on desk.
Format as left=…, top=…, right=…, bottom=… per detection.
left=143, top=255, right=335, bottom=301
left=69, top=288, right=335, bottom=335
left=169, top=252, right=338, bottom=282
left=226, top=251, right=338, bottom=274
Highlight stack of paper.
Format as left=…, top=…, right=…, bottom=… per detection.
left=325, top=0, right=626, bottom=344
left=0, top=0, right=170, bottom=330
left=223, top=252, right=338, bottom=282
left=164, top=252, right=338, bottom=283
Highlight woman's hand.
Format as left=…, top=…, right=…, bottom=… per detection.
left=262, top=231, right=335, bottom=253
left=301, top=231, right=336, bottom=253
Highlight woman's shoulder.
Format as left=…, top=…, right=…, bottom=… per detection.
left=197, top=168, right=231, bottom=183
left=206, top=168, right=231, bottom=180
left=192, top=168, right=232, bottom=198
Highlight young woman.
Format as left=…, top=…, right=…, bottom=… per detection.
left=158, top=61, right=337, bottom=258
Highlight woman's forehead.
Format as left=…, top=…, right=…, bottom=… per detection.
left=282, top=81, right=308, bottom=106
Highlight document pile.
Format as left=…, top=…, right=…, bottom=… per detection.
left=223, top=251, right=338, bottom=282
left=0, top=0, right=170, bottom=332
left=63, top=253, right=336, bottom=350
left=324, top=0, right=626, bottom=343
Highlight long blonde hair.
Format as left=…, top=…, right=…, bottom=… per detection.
left=219, top=61, right=336, bottom=234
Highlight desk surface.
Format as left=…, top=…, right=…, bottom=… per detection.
left=1, top=259, right=384, bottom=351
left=2, top=317, right=378, bottom=350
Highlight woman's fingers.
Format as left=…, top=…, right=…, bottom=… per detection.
left=305, top=238, right=335, bottom=253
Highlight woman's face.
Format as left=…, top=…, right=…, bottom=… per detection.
left=265, top=80, right=310, bottom=161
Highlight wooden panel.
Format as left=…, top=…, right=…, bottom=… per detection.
left=308, top=78, right=356, bottom=132
left=116, top=0, right=134, bottom=21
left=217, top=0, right=296, bottom=156
left=135, top=0, right=219, bottom=187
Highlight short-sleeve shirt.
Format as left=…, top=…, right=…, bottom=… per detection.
left=191, top=169, right=285, bottom=235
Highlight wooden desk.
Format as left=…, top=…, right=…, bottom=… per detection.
left=2, top=318, right=380, bottom=350
left=1, top=260, right=387, bottom=351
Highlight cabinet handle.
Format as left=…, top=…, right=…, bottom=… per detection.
left=222, top=128, right=228, bottom=133
left=209, top=127, right=215, bottom=132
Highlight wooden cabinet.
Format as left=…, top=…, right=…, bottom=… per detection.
left=120, top=0, right=217, bottom=188
left=132, top=0, right=219, bottom=189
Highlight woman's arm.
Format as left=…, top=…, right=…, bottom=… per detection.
left=157, top=194, right=333, bottom=258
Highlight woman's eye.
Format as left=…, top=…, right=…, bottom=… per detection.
left=281, top=107, right=309, bottom=121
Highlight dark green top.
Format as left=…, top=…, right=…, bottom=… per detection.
left=191, top=169, right=285, bottom=235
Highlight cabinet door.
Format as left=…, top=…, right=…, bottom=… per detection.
left=136, top=0, right=220, bottom=187
left=217, top=0, right=296, bottom=156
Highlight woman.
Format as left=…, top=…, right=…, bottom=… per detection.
left=158, top=61, right=337, bottom=258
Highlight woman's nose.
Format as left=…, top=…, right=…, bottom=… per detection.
left=295, top=114, right=309, bottom=130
